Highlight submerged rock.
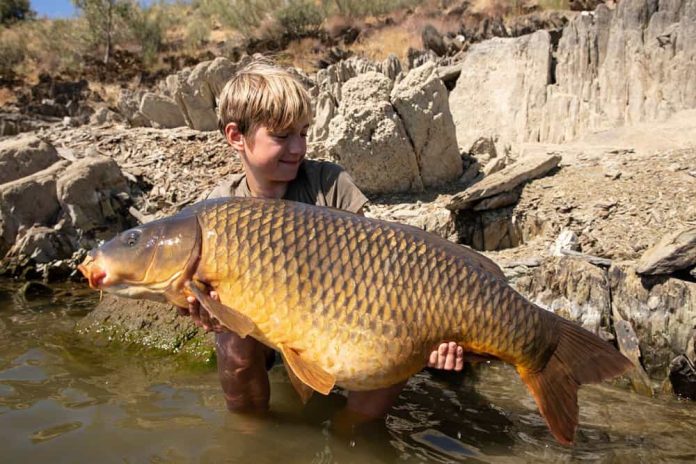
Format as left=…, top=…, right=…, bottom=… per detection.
left=77, top=294, right=214, bottom=360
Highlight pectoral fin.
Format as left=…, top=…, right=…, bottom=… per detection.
left=279, top=344, right=335, bottom=396
left=184, top=281, right=256, bottom=338
left=283, top=357, right=315, bottom=404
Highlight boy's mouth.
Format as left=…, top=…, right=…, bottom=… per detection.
left=279, top=158, right=303, bottom=165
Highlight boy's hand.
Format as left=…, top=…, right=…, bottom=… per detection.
left=427, top=342, right=465, bottom=371
left=177, top=291, right=227, bottom=333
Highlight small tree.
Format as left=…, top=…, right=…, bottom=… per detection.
left=0, top=0, right=35, bottom=25
left=72, top=0, right=130, bottom=64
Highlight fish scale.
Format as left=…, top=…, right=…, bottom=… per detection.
left=193, top=198, right=553, bottom=389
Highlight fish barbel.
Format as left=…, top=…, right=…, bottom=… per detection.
left=78, top=197, right=632, bottom=444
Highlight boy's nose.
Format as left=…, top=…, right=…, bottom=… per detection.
left=288, top=134, right=307, bottom=155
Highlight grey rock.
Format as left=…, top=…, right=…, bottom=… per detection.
left=139, top=93, right=187, bottom=128
left=482, top=156, right=507, bottom=176
left=669, top=354, right=696, bottom=400
left=610, top=264, right=696, bottom=377
left=447, top=153, right=560, bottom=210
left=172, top=57, right=241, bottom=131
left=422, top=24, right=447, bottom=56
left=613, top=317, right=654, bottom=396
left=77, top=294, right=214, bottom=360
left=117, top=88, right=151, bottom=128
left=449, top=31, right=552, bottom=153
left=19, top=281, right=54, bottom=299
left=391, top=63, right=463, bottom=187
left=552, top=229, right=580, bottom=256
left=4, top=225, right=75, bottom=265
left=308, top=91, right=336, bottom=143
left=636, top=227, right=696, bottom=275
left=0, top=160, right=70, bottom=257
left=472, top=190, right=521, bottom=211
left=541, top=0, right=696, bottom=142
left=381, top=54, right=402, bottom=81
left=324, top=72, right=422, bottom=194
left=514, top=256, right=612, bottom=336
left=0, top=134, right=60, bottom=185
left=56, top=155, right=131, bottom=235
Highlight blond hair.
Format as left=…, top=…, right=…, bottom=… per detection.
left=217, top=61, right=312, bottom=137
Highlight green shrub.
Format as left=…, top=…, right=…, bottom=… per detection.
left=197, top=0, right=284, bottom=35
left=185, top=15, right=209, bottom=48
left=0, top=30, right=25, bottom=77
left=0, top=0, right=34, bottom=25
left=326, top=0, right=421, bottom=17
left=124, top=5, right=166, bottom=65
left=26, top=18, right=87, bottom=76
left=275, top=1, right=324, bottom=37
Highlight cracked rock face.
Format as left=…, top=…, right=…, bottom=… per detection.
left=323, top=72, right=423, bottom=194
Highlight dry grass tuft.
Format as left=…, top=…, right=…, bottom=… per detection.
left=348, top=25, right=420, bottom=64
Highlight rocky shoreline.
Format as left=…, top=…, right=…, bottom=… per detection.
left=1, top=0, right=694, bottom=399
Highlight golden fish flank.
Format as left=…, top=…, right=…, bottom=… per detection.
left=78, top=197, right=633, bottom=445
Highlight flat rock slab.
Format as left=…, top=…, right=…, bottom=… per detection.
left=446, top=153, right=560, bottom=210
left=636, top=226, right=696, bottom=275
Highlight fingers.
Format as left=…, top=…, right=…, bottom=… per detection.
left=454, top=346, right=464, bottom=371
left=181, top=293, right=226, bottom=333
left=427, top=342, right=465, bottom=371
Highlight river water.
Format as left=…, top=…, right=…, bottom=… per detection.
left=1, top=280, right=694, bottom=463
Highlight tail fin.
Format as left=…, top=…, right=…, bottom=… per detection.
left=518, top=318, right=634, bottom=445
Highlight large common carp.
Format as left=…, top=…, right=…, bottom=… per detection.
left=78, top=197, right=632, bottom=444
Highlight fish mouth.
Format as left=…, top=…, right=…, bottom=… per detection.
left=78, top=256, right=107, bottom=290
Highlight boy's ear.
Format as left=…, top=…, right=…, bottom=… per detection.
left=224, top=122, right=245, bottom=151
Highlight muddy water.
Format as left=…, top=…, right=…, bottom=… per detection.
left=1, top=280, right=695, bottom=463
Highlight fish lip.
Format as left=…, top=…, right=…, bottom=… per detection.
left=77, top=258, right=107, bottom=290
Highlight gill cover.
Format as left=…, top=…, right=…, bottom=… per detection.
left=92, top=211, right=201, bottom=301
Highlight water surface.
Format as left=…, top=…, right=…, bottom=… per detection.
left=1, top=280, right=694, bottom=463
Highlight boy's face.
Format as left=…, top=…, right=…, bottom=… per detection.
left=241, top=119, right=310, bottom=183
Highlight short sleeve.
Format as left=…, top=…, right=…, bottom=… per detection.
left=206, top=173, right=246, bottom=200
left=206, top=181, right=233, bottom=200
left=322, top=163, right=369, bottom=213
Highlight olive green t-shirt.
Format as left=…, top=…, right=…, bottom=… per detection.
left=207, top=159, right=368, bottom=213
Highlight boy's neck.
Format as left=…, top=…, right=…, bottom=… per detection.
left=245, top=176, right=288, bottom=199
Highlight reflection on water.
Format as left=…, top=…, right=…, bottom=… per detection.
left=1, top=279, right=695, bottom=463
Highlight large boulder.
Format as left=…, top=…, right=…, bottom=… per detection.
left=56, top=155, right=132, bottom=236
left=139, top=93, right=187, bottom=129
left=3, top=225, right=75, bottom=265
left=391, top=62, right=463, bottom=187
left=0, top=134, right=60, bottom=185
left=171, top=57, right=241, bottom=131
left=450, top=0, right=696, bottom=145
left=513, top=257, right=612, bottom=337
left=0, top=160, right=70, bottom=257
left=610, top=264, right=696, bottom=377
left=324, top=72, right=423, bottom=194
left=541, top=0, right=696, bottom=142
left=449, top=30, right=552, bottom=153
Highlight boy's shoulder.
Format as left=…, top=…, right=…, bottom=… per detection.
left=207, top=172, right=248, bottom=200
left=291, top=159, right=368, bottom=213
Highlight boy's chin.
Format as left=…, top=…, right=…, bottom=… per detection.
left=273, top=163, right=302, bottom=180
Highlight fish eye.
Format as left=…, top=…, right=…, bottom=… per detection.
left=123, top=230, right=141, bottom=247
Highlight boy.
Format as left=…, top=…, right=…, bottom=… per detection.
left=180, top=61, right=465, bottom=420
